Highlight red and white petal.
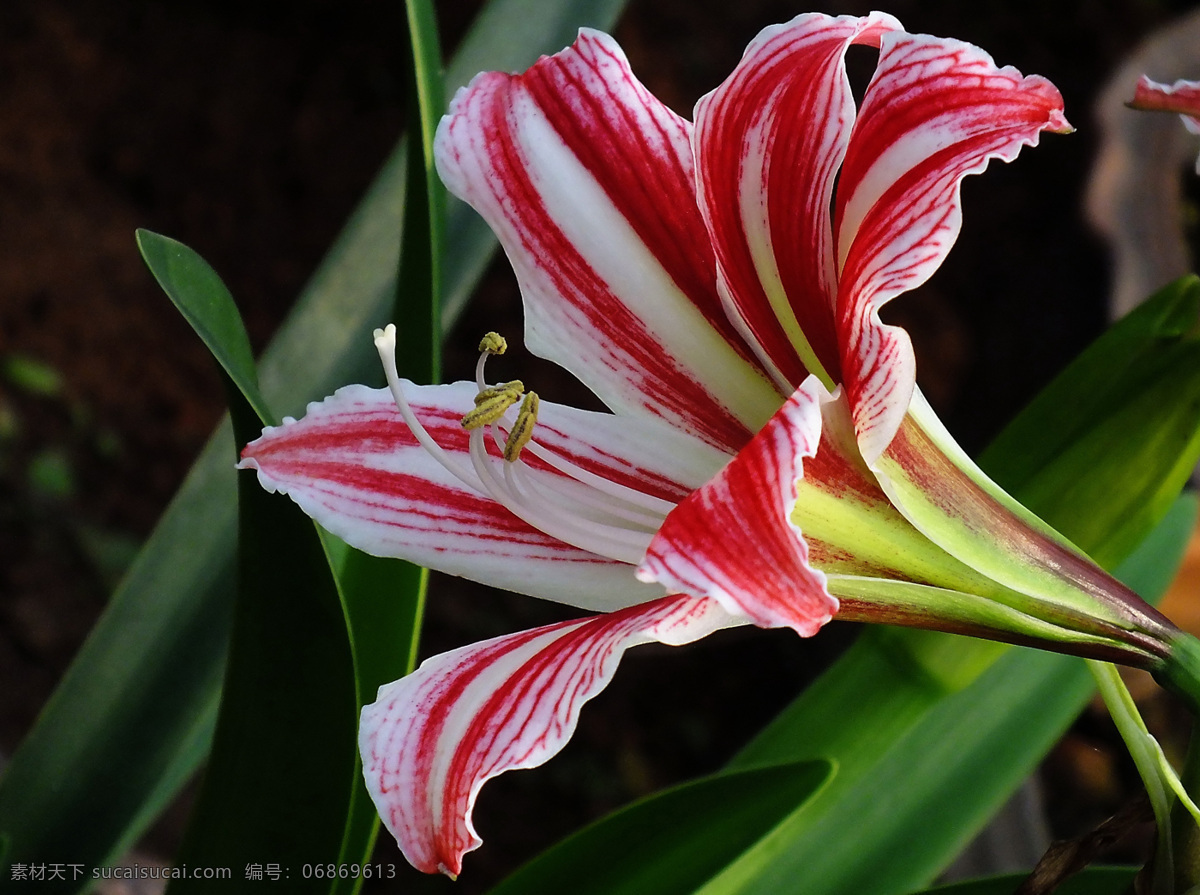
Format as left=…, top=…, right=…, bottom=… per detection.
left=238, top=381, right=727, bottom=612
left=694, top=11, right=902, bottom=392
left=1131, top=75, right=1200, bottom=119
left=360, top=594, right=742, bottom=876
left=637, top=376, right=837, bottom=636
left=1131, top=76, right=1200, bottom=172
left=435, top=29, right=780, bottom=452
left=834, top=32, right=1070, bottom=463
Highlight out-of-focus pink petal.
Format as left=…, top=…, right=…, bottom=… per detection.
left=694, top=12, right=902, bottom=392
left=834, top=32, right=1070, bottom=463
left=637, top=377, right=837, bottom=636
left=435, top=29, right=781, bottom=452
left=359, top=594, right=741, bottom=877
left=238, top=381, right=727, bottom=611
left=1130, top=75, right=1200, bottom=172
left=1131, top=75, right=1200, bottom=118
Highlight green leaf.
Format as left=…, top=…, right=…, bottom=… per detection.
left=917, top=866, right=1137, bottom=894
left=131, top=231, right=371, bottom=891
left=330, top=2, right=444, bottom=885
left=0, top=0, right=631, bottom=888
left=394, top=0, right=444, bottom=381
left=490, top=761, right=833, bottom=895
left=982, top=275, right=1200, bottom=569
left=167, top=380, right=357, bottom=894
left=136, top=229, right=274, bottom=425
left=327, top=546, right=426, bottom=887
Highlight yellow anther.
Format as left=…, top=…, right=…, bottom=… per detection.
left=473, top=380, right=524, bottom=407
left=462, top=386, right=523, bottom=430
left=478, top=332, right=508, bottom=355
left=503, top=392, right=539, bottom=462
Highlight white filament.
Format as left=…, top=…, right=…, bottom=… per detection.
left=374, top=326, right=476, bottom=484
left=374, top=325, right=670, bottom=564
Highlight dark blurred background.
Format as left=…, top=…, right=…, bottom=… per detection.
left=2, top=0, right=1199, bottom=891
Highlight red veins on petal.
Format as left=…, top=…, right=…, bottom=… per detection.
left=238, top=382, right=721, bottom=610
left=695, top=12, right=901, bottom=388
left=833, top=32, right=1069, bottom=462
left=359, top=594, right=736, bottom=876
left=1130, top=75, right=1200, bottom=119
left=436, top=30, right=767, bottom=452
left=638, top=378, right=837, bottom=635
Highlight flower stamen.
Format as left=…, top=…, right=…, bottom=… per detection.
left=462, top=381, right=524, bottom=430
left=374, top=324, right=669, bottom=564
left=503, top=392, right=539, bottom=461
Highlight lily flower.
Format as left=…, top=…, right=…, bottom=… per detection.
left=1129, top=75, right=1200, bottom=172
left=239, top=12, right=1183, bottom=876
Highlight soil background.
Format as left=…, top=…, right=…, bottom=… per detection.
left=2, top=0, right=1199, bottom=892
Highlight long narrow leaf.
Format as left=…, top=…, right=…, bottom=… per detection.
left=168, top=381, right=358, bottom=894
left=136, top=230, right=275, bottom=426
left=490, top=761, right=834, bottom=895
left=138, top=231, right=362, bottom=894
left=331, top=0, right=446, bottom=886
left=0, top=0, right=630, bottom=885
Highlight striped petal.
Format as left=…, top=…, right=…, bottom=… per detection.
left=238, top=381, right=728, bottom=612
left=1131, top=75, right=1200, bottom=120
left=694, top=12, right=902, bottom=392
left=435, top=28, right=781, bottom=452
left=834, top=31, right=1070, bottom=462
left=637, top=377, right=837, bottom=636
left=359, top=593, right=741, bottom=877
left=1130, top=76, right=1200, bottom=173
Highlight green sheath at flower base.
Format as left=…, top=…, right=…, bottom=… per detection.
left=1156, top=634, right=1200, bottom=715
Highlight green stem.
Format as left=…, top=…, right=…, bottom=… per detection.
left=1173, top=724, right=1200, bottom=892
left=1090, top=660, right=1176, bottom=895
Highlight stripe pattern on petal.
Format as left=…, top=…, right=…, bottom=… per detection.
left=436, top=30, right=780, bottom=451
left=359, top=594, right=739, bottom=876
left=637, top=377, right=837, bottom=636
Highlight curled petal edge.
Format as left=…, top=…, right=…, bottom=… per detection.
left=637, top=376, right=838, bottom=636
left=836, top=31, right=1071, bottom=464
left=359, top=594, right=742, bottom=876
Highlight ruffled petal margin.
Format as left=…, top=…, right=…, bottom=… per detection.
left=637, top=377, right=837, bottom=636
left=694, top=11, right=902, bottom=391
left=1130, top=75, right=1200, bottom=120
left=359, top=593, right=741, bottom=877
left=435, top=28, right=781, bottom=452
left=1130, top=75, right=1200, bottom=173
left=834, top=31, right=1070, bottom=463
left=238, top=381, right=729, bottom=612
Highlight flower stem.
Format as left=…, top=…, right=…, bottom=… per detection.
left=1171, top=725, right=1200, bottom=893
left=1090, top=661, right=1176, bottom=895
